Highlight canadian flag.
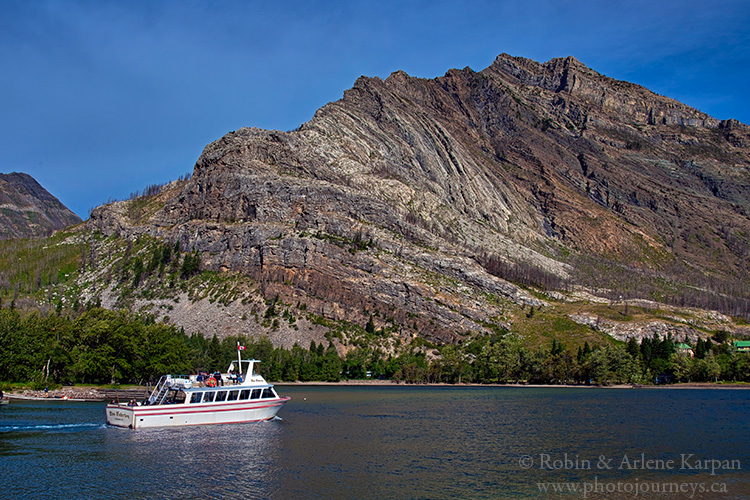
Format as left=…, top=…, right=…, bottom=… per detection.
left=237, top=343, right=246, bottom=351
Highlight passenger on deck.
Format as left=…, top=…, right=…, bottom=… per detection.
left=196, top=372, right=205, bottom=387
left=214, top=371, right=223, bottom=387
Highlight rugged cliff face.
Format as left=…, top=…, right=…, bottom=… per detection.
left=87, top=54, right=750, bottom=345
left=0, top=172, right=82, bottom=239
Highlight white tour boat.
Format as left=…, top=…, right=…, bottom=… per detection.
left=105, top=349, right=290, bottom=429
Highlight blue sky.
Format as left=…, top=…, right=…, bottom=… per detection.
left=2, top=0, right=749, bottom=218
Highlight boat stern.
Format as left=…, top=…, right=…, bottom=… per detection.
left=105, top=403, right=136, bottom=429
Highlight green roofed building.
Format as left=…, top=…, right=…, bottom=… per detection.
left=733, top=341, right=750, bottom=352
left=676, top=343, right=694, bottom=357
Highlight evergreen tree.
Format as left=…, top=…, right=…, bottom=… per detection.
left=320, top=343, right=342, bottom=382
left=180, top=251, right=201, bottom=279
left=551, top=338, right=564, bottom=356
left=695, top=338, right=706, bottom=359
left=206, top=335, right=223, bottom=370
left=583, top=341, right=592, bottom=357
left=626, top=337, right=640, bottom=360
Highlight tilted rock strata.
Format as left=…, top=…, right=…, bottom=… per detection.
left=88, top=53, right=750, bottom=345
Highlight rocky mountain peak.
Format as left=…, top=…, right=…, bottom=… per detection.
left=85, top=53, right=750, bottom=345
left=0, top=172, right=81, bottom=239
left=487, top=53, right=719, bottom=129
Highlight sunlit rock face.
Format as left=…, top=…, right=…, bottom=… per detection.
left=88, top=53, right=750, bottom=343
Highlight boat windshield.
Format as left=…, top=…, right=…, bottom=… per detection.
left=163, top=390, right=186, bottom=405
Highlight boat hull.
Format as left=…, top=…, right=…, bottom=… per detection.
left=106, top=396, right=290, bottom=429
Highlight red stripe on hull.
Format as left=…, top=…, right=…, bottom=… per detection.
left=106, top=397, right=290, bottom=419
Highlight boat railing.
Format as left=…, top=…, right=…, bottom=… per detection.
left=148, top=376, right=170, bottom=405
left=148, top=375, right=190, bottom=405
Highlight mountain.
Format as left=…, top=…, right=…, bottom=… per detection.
left=0, top=172, right=82, bottom=239
left=78, top=54, right=750, bottom=348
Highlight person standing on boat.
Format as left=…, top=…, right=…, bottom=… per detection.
left=214, top=370, right=223, bottom=387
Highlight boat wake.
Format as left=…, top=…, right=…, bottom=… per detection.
left=0, top=422, right=105, bottom=433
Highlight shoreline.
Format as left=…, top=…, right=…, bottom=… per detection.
left=274, top=380, right=750, bottom=389
left=6, top=380, right=747, bottom=400
left=5, top=387, right=108, bottom=401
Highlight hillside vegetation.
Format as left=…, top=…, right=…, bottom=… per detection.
left=2, top=305, right=748, bottom=387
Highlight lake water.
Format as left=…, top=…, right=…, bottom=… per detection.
left=1, top=386, right=749, bottom=499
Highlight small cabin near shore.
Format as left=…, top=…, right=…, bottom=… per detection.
left=675, top=343, right=694, bottom=357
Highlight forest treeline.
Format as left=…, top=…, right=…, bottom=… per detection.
left=0, top=307, right=340, bottom=387
left=1, top=307, right=749, bottom=388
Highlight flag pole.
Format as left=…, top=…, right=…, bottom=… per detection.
left=237, top=341, right=243, bottom=375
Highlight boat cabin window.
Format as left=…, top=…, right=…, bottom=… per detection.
left=227, top=390, right=239, bottom=401
left=215, top=391, right=227, bottom=402
left=190, top=392, right=202, bottom=404
left=251, top=389, right=261, bottom=399
left=261, top=388, right=274, bottom=399
left=202, top=392, right=215, bottom=403
left=240, top=390, right=251, bottom=400
left=173, top=391, right=186, bottom=404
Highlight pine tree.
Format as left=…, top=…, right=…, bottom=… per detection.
left=695, top=338, right=706, bottom=359
left=583, top=341, right=592, bottom=357
left=626, top=337, right=640, bottom=359
left=551, top=338, right=564, bottom=356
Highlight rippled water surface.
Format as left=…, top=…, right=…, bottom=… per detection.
left=2, top=386, right=749, bottom=499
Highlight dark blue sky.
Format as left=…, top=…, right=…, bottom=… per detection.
left=2, top=0, right=749, bottom=218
